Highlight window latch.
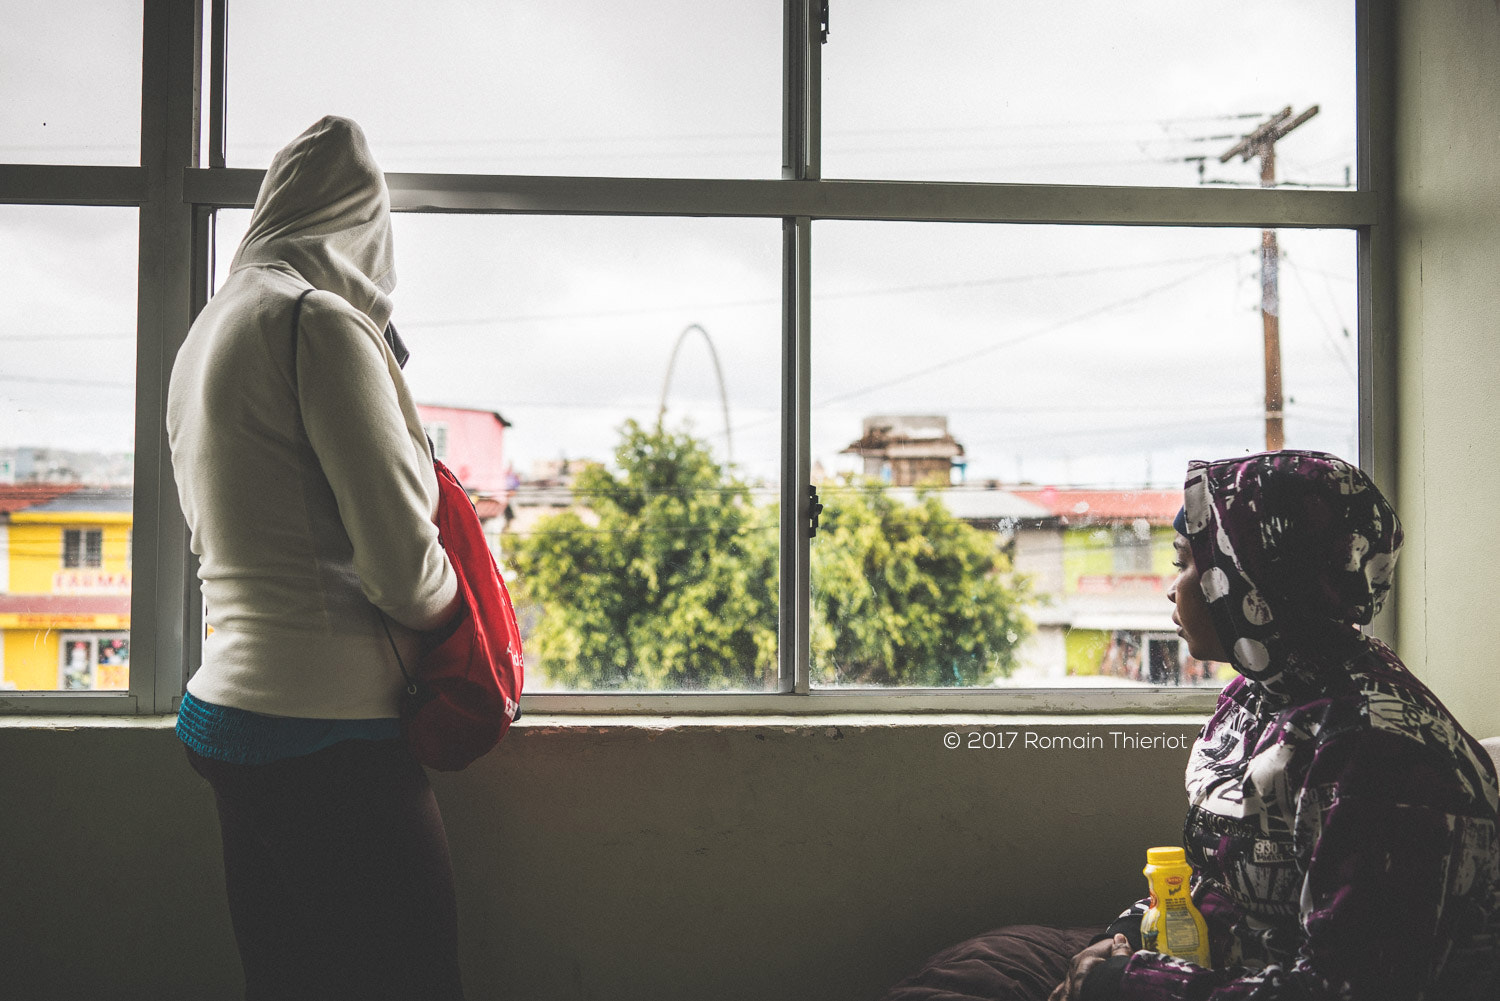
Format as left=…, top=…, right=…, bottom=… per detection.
left=818, top=0, right=830, bottom=44
left=808, top=485, right=825, bottom=540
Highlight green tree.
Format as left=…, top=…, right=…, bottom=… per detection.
left=507, top=420, right=778, bottom=689
left=811, top=478, right=1031, bottom=686
left=507, top=423, right=1030, bottom=690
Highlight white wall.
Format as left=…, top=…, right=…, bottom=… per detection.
left=1395, top=0, right=1500, bottom=738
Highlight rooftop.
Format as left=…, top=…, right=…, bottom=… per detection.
left=0, top=484, right=84, bottom=516
left=17, top=486, right=134, bottom=515
left=1010, top=487, right=1183, bottom=525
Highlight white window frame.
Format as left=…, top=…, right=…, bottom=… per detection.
left=0, top=0, right=1395, bottom=715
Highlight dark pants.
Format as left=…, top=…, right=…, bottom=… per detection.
left=186, top=739, right=464, bottom=1001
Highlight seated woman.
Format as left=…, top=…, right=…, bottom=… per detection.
left=887, top=451, right=1500, bottom=1001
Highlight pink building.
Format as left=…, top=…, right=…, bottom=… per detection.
left=414, top=405, right=513, bottom=502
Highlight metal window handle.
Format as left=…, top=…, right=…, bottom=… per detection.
left=808, top=485, right=824, bottom=540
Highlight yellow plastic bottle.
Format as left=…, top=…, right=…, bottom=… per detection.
left=1141, top=847, right=1211, bottom=967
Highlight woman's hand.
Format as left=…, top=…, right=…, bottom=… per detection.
left=1047, top=933, right=1131, bottom=1001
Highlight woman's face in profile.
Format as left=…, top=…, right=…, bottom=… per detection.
left=1169, top=534, right=1227, bottom=663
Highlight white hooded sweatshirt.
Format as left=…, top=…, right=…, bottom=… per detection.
left=168, top=116, right=456, bottom=719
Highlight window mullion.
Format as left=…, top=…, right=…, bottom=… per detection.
left=780, top=2, right=818, bottom=694
left=207, top=0, right=227, bottom=170
left=1356, top=0, right=1397, bottom=647
left=133, top=0, right=203, bottom=715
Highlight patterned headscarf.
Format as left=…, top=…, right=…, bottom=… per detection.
left=1181, top=451, right=1402, bottom=695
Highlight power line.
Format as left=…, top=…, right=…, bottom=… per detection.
left=0, top=113, right=1273, bottom=156
left=0, top=333, right=134, bottom=343
left=812, top=257, right=1236, bottom=411
left=0, top=255, right=1236, bottom=347
left=0, top=375, right=133, bottom=389
left=702, top=257, right=1240, bottom=444
left=398, top=253, right=1240, bottom=333
left=1279, top=256, right=1356, bottom=383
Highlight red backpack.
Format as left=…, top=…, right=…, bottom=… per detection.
left=289, top=289, right=523, bottom=769
left=386, top=458, right=525, bottom=770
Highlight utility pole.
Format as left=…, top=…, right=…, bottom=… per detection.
left=1219, top=105, right=1318, bottom=451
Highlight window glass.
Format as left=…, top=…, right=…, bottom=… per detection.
left=0, top=207, right=138, bottom=693
left=0, top=4, right=142, bottom=165
left=823, top=0, right=1355, bottom=189
left=215, top=210, right=782, bottom=691
left=225, top=0, right=782, bottom=177
left=810, top=222, right=1358, bottom=688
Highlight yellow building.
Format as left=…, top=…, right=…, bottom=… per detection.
left=0, top=485, right=132, bottom=692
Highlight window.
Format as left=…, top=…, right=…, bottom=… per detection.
left=3, top=0, right=1385, bottom=714
left=225, top=0, right=781, bottom=177
left=822, top=2, right=1355, bottom=189
left=58, top=633, right=130, bottom=691
left=1, top=5, right=143, bottom=165
left=425, top=423, right=449, bottom=462
left=0, top=206, right=138, bottom=698
left=1112, top=524, right=1156, bottom=577
left=63, top=529, right=104, bottom=569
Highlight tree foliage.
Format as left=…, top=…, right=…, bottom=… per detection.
left=506, top=422, right=1030, bottom=690
left=810, top=479, right=1031, bottom=686
left=507, top=420, right=778, bottom=690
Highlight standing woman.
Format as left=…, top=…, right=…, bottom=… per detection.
left=167, top=116, right=463, bottom=1001
left=1055, top=451, right=1500, bottom=1000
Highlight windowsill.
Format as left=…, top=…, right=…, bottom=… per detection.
left=0, top=712, right=1209, bottom=731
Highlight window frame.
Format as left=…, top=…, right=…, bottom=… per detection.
left=0, top=0, right=1395, bottom=715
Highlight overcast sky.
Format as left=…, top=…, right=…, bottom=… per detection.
left=3, top=0, right=1358, bottom=489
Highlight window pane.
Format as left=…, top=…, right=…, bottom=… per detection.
left=0, top=5, right=142, bottom=165
left=810, top=222, right=1358, bottom=688
left=225, top=0, right=782, bottom=177
left=0, top=207, right=137, bottom=692
left=215, top=210, right=782, bottom=691
left=824, top=1, right=1355, bottom=189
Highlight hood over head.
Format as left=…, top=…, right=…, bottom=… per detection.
left=230, top=116, right=395, bottom=330
left=1181, top=450, right=1401, bottom=696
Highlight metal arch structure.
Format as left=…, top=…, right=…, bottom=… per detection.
left=656, top=323, right=734, bottom=467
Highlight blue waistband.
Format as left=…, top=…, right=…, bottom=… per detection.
left=176, top=690, right=402, bottom=765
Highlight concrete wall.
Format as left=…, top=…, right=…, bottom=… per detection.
left=0, top=716, right=1198, bottom=1001
left=1394, top=0, right=1500, bottom=738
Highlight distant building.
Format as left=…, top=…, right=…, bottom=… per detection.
left=415, top=405, right=512, bottom=500
left=840, top=415, right=965, bottom=486
left=0, top=447, right=134, bottom=485
left=0, top=485, right=132, bottom=691
left=416, top=404, right=514, bottom=558
left=1006, top=487, right=1222, bottom=686
left=505, top=458, right=601, bottom=544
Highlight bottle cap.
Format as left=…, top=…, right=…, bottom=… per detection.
left=1146, top=846, right=1187, bottom=865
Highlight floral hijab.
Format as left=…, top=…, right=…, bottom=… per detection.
left=1181, top=450, right=1402, bottom=697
